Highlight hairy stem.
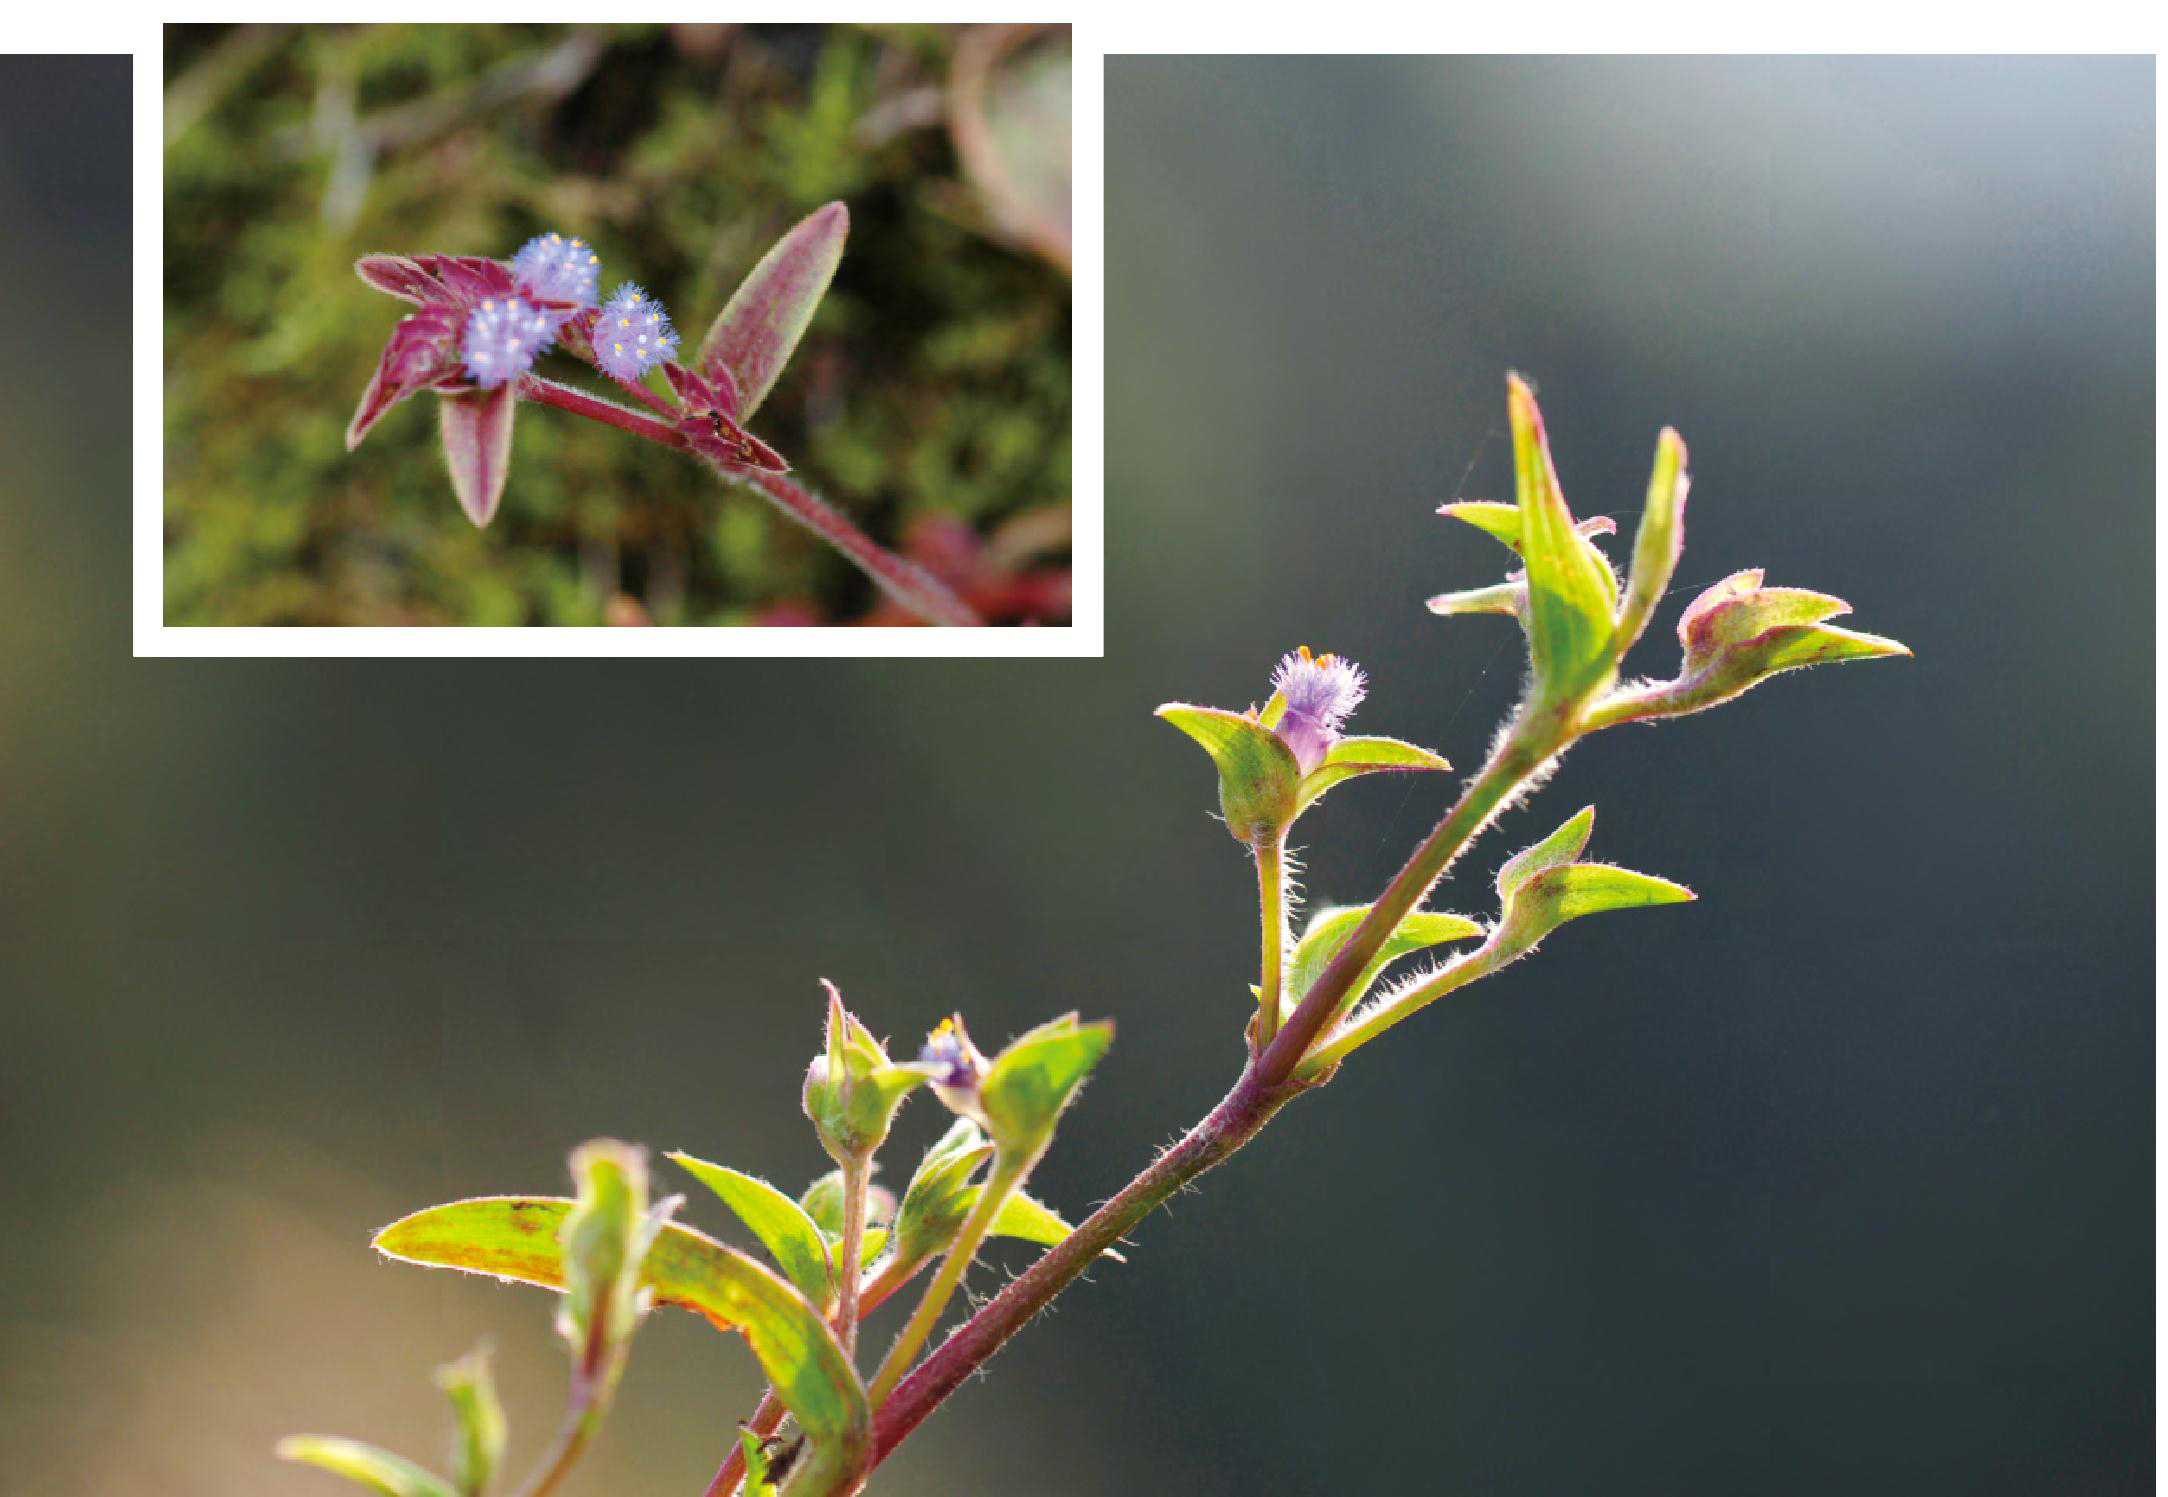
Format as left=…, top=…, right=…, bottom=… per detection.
left=812, top=705, right=1585, bottom=1490
left=1253, top=832, right=1288, bottom=1046
left=518, top=373, right=690, bottom=447
left=1256, top=706, right=1571, bottom=1089
left=701, top=1254, right=926, bottom=1497
left=728, top=470, right=982, bottom=629
left=866, top=1154, right=1027, bottom=1407
left=1296, top=941, right=1508, bottom=1078
left=835, top=1155, right=871, bottom=1356
left=864, top=1069, right=1294, bottom=1471
left=514, top=375, right=983, bottom=629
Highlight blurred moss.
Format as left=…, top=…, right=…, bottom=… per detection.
left=163, top=23, right=1070, bottom=625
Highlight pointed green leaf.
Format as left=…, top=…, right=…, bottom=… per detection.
left=1427, top=580, right=1526, bottom=619
left=979, top=1014, right=1114, bottom=1157
left=1155, top=703, right=1301, bottom=842
left=1496, top=806, right=1596, bottom=899
left=1615, top=427, right=1690, bottom=653
left=1440, top=500, right=1618, bottom=556
left=1745, top=623, right=1911, bottom=673
left=438, top=384, right=515, bottom=527
left=892, top=1119, right=997, bottom=1265
left=697, top=202, right=848, bottom=419
left=1293, top=734, right=1451, bottom=813
left=670, top=1155, right=836, bottom=1306
left=1507, top=374, right=1617, bottom=702
left=986, top=1188, right=1073, bottom=1247
left=1281, top=904, right=1484, bottom=1023
left=276, top=1439, right=456, bottom=1497
left=432, top=1346, right=505, bottom=1497
left=1494, top=862, right=1695, bottom=958
left=373, top=1198, right=866, bottom=1449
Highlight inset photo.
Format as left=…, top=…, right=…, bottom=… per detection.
left=152, top=24, right=1081, bottom=648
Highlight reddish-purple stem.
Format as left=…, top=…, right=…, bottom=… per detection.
left=513, top=375, right=981, bottom=628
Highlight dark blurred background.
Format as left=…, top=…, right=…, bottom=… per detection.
left=2, top=52, right=2153, bottom=1497
left=163, top=24, right=1071, bottom=625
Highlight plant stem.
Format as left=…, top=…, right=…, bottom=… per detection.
left=835, top=1154, right=871, bottom=1356
left=864, top=1068, right=1294, bottom=1470
left=809, top=707, right=1585, bottom=1491
left=1255, top=707, right=1571, bottom=1089
left=728, top=470, right=982, bottom=629
left=513, top=375, right=984, bottom=628
left=865, top=1155, right=1026, bottom=1407
left=511, top=1369, right=616, bottom=1497
left=701, top=1254, right=926, bottom=1497
left=1295, top=942, right=1506, bottom=1079
left=1253, top=832, right=1288, bottom=1046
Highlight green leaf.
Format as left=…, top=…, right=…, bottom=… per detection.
left=1293, top=734, right=1450, bottom=813
left=1494, top=862, right=1695, bottom=958
left=1426, top=580, right=1526, bottom=619
left=432, top=1345, right=505, bottom=1497
left=892, top=1118, right=997, bottom=1265
left=276, top=1439, right=455, bottom=1497
left=374, top=1199, right=867, bottom=1450
left=979, top=1014, right=1114, bottom=1157
left=670, top=1154, right=837, bottom=1306
left=1507, top=374, right=1617, bottom=703
left=1439, top=500, right=1618, bottom=557
left=739, top=1430, right=777, bottom=1497
left=983, top=1187, right=1073, bottom=1247
left=1496, top=806, right=1596, bottom=899
left=1600, top=570, right=1910, bottom=720
left=1615, top=426, right=1690, bottom=654
left=1281, top=904, right=1484, bottom=1023
left=1155, top=703, right=1301, bottom=843
left=1680, top=572, right=1852, bottom=667
left=696, top=202, right=848, bottom=419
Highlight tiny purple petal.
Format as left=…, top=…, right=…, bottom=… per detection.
left=461, top=294, right=558, bottom=388
left=1270, top=647, right=1368, bottom=774
left=511, top=231, right=602, bottom=308
left=594, top=282, right=679, bottom=384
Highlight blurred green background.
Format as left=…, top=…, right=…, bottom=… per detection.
left=163, top=24, right=1071, bottom=626
left=5, top=51, right=2154, bottom=1497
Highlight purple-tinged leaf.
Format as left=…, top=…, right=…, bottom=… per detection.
left=356, top=254, right=459, bottom=307
left=439, top=384, right=516, bottom=526
left=697, top=202, right=848, bottom=419
left=347, top=306, right=464, bottom=451
left=416, top=255, right=517, bottom=305
left=661, top=360, right=719, bottom=411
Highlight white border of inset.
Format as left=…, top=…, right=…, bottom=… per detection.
left=135, top=22, right=1100, bottom=658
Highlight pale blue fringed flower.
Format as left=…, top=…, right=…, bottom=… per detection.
left=461, top=295, right=558, bottom=389
left=511, top=232, right=602, bottom=308
left=595, top=283, right=679, bottom=383
left=1270, top=646, right=1368, bottom=774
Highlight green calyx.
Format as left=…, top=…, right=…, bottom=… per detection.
left=802, top=983, right=937, bottom=1164
left=1156, top=704, right=1449, bottom=843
